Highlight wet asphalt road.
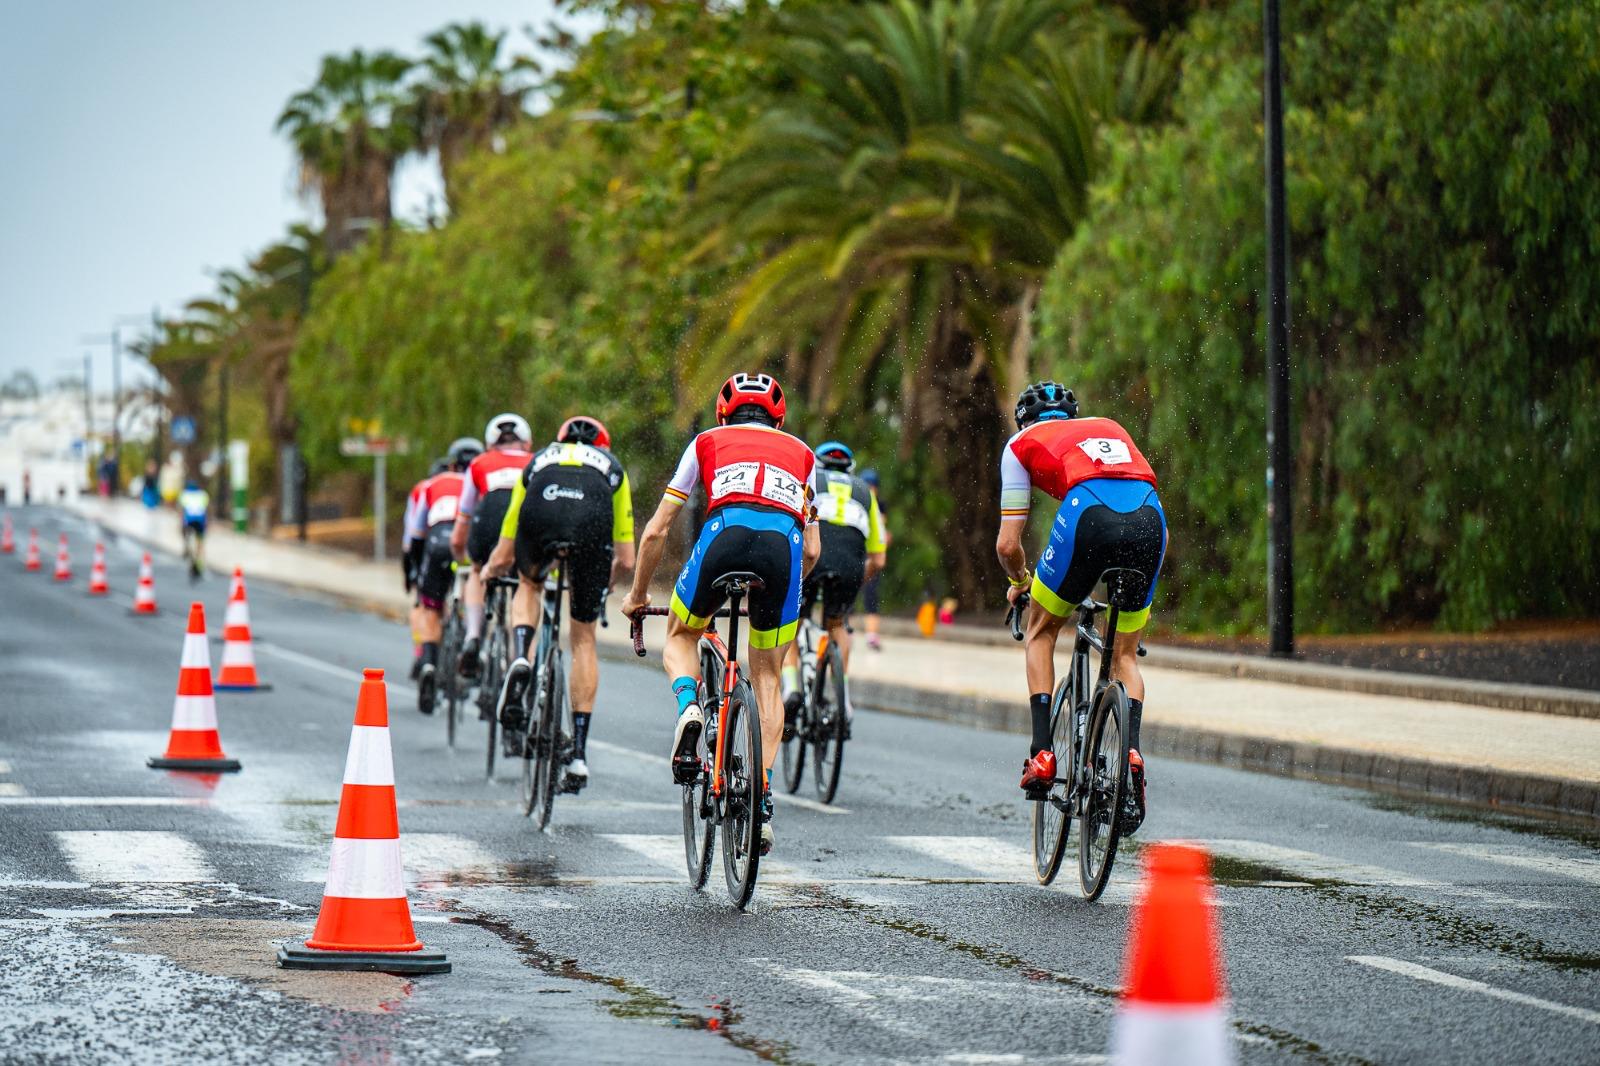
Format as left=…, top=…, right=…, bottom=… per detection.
left=2, top=505, right=1598, bottom=1066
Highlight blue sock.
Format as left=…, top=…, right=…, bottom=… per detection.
left=671, top=676, right=699, bottom=715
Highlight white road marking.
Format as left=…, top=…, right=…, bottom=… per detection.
left=1348, top=956, right=1600, bottom=1026
left=402, top=833, right=503, bottom=879
left=0, top=759, right=13, bottom=774
left=887, top=835, right=1143, bottom=904
left=602, top=832, right=805, bottom=881
left=54, top=830, right=216, bottom=882
left=1199, top=839, right=1555, bottom=910
left=1407, top=842, right=1600, bottom=888
left=0, top=797, right=211, bottom=807
left=254, top=642, right=419, bottom=697
left=0, top=783, right=26, bottom=797
left=589, top=740, right=848, bottom=815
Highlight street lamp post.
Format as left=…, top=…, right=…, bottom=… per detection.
left=1263, top=0, right=1295, bottom=658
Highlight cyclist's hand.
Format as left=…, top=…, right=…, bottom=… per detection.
left=620, top=590, right=650, bottom=619
left=1006, top=578, right=1030, bottom=606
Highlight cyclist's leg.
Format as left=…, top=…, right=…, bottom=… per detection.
left=744, top=517, right=804, bottom=779
left=563, top=542, right=609, bottom=771
left=460, top=566, right=486, bottom=672
left=1103, top=487, right=1167, bottom=753
left=781, top=578, right=817, bottom=721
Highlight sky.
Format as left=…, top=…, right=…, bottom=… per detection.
left=0, top=1, right=586, bottom=390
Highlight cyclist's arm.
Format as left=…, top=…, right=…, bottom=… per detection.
left=485, top=478, right=524, bottom=578
left=996, top=440, right=1031, bottom=587
left=624, top=443, right=696, bottom=612
left=610, top=472, right=636, bottom=585
left=801, top=519, right=822, bottom=578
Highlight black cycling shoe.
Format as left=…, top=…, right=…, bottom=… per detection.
left=758, top=793, right=775, bottom=856
left=409, top=655, right=423, bottom=681
left=498, top=658, right=531, bottom=731
left=782, top=691, right=802, bottom=741
left=1119, top=750, right=1147, bottom=835
left=416, top=664, right=436, bottom=716
left=458, top=637, right=481, bottom=679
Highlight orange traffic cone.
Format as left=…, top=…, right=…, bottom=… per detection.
left=87, top=542, right=109, bottom=595
left=23, top=529, right=41, bottom=571
left=131, top=552, right=158, bottom=615
left=216, top=568, right=268, bottom=690
left=53, top=534, right=72, bottom=582
left=1, top=514, right=13, bottom=553
left=1111, top=843, right=1233, bottom=1065
left=148, top=603, right=242, bottom=772
left=278, top=668, right=449, bottom=975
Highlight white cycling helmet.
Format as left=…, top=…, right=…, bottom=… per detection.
left=484, top=412, right=532, bottom=447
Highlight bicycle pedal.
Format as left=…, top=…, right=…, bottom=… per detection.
left=1023, top=787, right=1050, bottom=802
left=671, top=756, right=700, bottom=785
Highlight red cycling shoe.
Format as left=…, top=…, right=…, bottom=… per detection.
left=1020, top=750, right=1057, bottom=794
left=1122, top=749, right=1147, bottom=834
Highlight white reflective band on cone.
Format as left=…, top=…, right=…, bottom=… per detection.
left=181, top=633, right=211, bottom=667
left=342, top=725, right=395, bottom=786
left=170, top=695, right=219, bottom=731
left=221, top=642, right=256, bottom=667
left=323, top=837, right=406, bottom=898
left=1112, top=1004, right=1234, bottom=1066
left=225, top=601, right=249, bottom=627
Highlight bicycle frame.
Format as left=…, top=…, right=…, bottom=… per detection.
left=701, top=589, right=746, bottom=800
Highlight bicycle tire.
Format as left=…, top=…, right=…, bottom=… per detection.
left=1078, top=681, right=1131, bottom=901
left=779, top=682, right=805, bottom=796
left=443, top=605, right=462, bottom=748
left=534, top=650, right=565, bottom=830
left=682, top=647, right=720, bottom=889
left=483, top=623, right=511, bottom=780
left=520, top=657, right=545, bottom=818
left=721, top=679, right=762, bottom=909
left=811, top=640, right=847, bottom=804
left=1032, top=674, right=1075, bottom=885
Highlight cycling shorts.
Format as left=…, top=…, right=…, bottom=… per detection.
left=512, top=489, right=614, bottom=625
left=802, top=534, right=866, bottom=623
left=671, top=504, right=804, bottom=649
left=415, top=524, right=455, bottom=610
left=467, top=489, right=513, bottom=567
left=183, top=518, right=207, bottom=536
left=1031, top=478, right=1167, bottom=632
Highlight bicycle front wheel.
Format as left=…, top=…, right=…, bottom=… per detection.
left=1078, top=682, right=1131, bottom=901
left=1032, top=675, right=1075, bottom=885
left=442, top=608, right=462, bottom=748
left=534, top=651, right=565, bottom=830
left=811, top=641, right=848, bottom=804
left=519, top=661, right=545, bottom=818
left=483, top=626, right=508, bottom=780
left=720, top=679, right=763, bottom=909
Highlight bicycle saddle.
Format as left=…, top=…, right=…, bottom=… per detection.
left=1099, top=567, right=1149, bottom=610
left=712, top=571, right=765, bottom=593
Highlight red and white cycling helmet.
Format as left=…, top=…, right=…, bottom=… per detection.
left=716, top=372, right=786, bottom=427
left=558, top=415, right=611, bottom=450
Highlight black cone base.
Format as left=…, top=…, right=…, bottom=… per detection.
left=148, top=756, right=242, bottom=772
left=277, top=944, right=451, bottom=974
left=215, top=682, right=274, bottom=692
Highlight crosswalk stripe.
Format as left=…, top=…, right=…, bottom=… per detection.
left=589, top=741, right=849, bottom=815
left=887, top=835, right=1142, bottom=904
left=0, top=783, right=26, bottom=797
left=402, top=833, right=503, bottom=879
left=54, top=830, right=216, bottom=882
left=1406, top=842, right=1600, bottom=887
left=603, top=832, right=804, bottom=881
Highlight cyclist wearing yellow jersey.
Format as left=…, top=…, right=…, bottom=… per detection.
left=485, top=416, right=634, bottom=786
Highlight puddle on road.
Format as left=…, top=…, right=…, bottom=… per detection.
left=451, top=912, right=803, bottom=1065
left=1358, top=794, right=1600, bottom=850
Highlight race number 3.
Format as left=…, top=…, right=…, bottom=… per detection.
left=1077, top=438, right=1133, bottom=465
left=760, top=465, right=806, bottom=512
left=710, top=461, right=759, bottom=499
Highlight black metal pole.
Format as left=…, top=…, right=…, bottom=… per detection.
left=1263, top=0, right=1295, bottom=657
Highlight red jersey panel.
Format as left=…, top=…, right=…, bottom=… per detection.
left=420, top=472, right=464, bottom=527
left=667, top=425, right=816, bottom=521
left=1009, top=417, right=1156, bottom=500
left=468, top=448, right=532, bottom=495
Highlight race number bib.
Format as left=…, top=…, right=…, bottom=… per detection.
left=710, top=461, right=759, bottom=500
left=484, top=466, right=522, bottom=492
left=1077, top=438, right=1133, bottom=465
left=426, top=495, right=458, bottom=525
left=760, top=465, right=806, bottom=512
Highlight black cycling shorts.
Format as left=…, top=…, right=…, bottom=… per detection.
left=512, top=491, right=614, bottom=624
left=1033, top=480, right=1167, bottom=629
left=671, top=505, right=803, bottom=649
left=467, top=489, right=513, bottom=567
left=802, top=537, right=866, bottom=623
left=415, top=524, right=455, bottom=610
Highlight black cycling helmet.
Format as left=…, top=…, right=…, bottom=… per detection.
left=447, top=436, right=483, bottom=471
left=428, top=457, right=450, bottom=476
left=1014, top=381, right=1079, bottom=429
left=814, top=440, right=855, bottom=472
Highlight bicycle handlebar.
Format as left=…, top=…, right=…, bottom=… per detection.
left=629, top=607, right=671, bottom=657
left=1005, top=593, right=1030, bottom=642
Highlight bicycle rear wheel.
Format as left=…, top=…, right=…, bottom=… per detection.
left=720, top=679, right=763, bottom=909
left=683, top=647, right=722, bottom=888
left=534, top=651, right=566, bottom=830
left=442, top=606, right=462, bottom=748
left=483, top=624, right=508, bottom=779
left=811, top=641, right=847, bottom=804
left=1032, top=674, right=1075, bottom=885
left=519, top=658, right=546, bottom=818
left=1078, top=682, right=1131, bottom=901
left=779, top=689, right=805, bottom=795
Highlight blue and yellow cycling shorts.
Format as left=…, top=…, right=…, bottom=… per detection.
left=671, top=505, right=804, bottom=649
left=1031, top=478, right=1167, bottom=633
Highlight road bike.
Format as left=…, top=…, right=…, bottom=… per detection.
left=436, top=565, right=469, bottom=747
left=511, top=548, right=578, bottom=829
left=1006, top=567, right=1147, bottom=901
left=181, top=523, right=205, bottom=583
left=779, top=613, right=849, bottom=804
left=480, top=575, right=517, bottom=779
left=632, top=573, right=766, bottom=910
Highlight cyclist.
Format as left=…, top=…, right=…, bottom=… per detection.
left=407, top=440, right=480, bottom=711
left=858, top=468, right=890, bottom=651
left=995, top=382, right=1166, bottom=832
left=403, top=457, right=450, bottom=679
left=485, top=416, right=635, bottom=784
left=451, top=413, right=534, bottom=678
left=781, top=441, right=886, bottom=738
left=620, top=373, right=820, bottom=855
left=177, top=479, right=210, bottom=582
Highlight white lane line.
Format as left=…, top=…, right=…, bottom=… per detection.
left=54, top=830, right=216, bottom=882
left=1198, top=839, right=1556, bottom=910
left=402, top=833, right=502, bottom=879
left=1348, top=956, right=1600, bottom=1026
left=0, top=759, right=13, bottom=774
left=0, top=797, right=211, bottom=807
left=1407, top=842, right=1600, bottom=888
left=0, top=783, right=26, bottom=797
left=254, top=642, right=418, bottom=697
left=589, top=740, right=849, bottom=815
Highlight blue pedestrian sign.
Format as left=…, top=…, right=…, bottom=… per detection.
left=172, top=415, right=197, bottom=445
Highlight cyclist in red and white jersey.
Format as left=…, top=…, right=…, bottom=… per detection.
left=621, top=373, right=821, bottom=855
left=450, top=413, right=534, bottom=677
left=406, top=438, right=480, bottom=710
left=403, top=457, right=449, bottom=679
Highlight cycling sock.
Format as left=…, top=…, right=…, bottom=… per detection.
left=780, top=664, right=799, bottom=698
left=513, top=625, right=534, bottom=661
left=420, top=642, right=439, bottom=669
left=1029, top=692, right=1053, bottom=755
left=466, top=605, right=485, bottom=640
left=572, top=712, right=591, bottom=757
left=671, top=676, right=699, bottom=715
left=1127, top=698, right=1143, bottom=752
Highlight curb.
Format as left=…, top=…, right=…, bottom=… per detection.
left=844, top=677, right=1600, bottom=825
left=876, top=619, right=1600, bottom=721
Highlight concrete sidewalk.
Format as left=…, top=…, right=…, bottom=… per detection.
left=67, top=496, right=1600, bottom=824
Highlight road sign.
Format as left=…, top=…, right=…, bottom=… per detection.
left=339, top=437, right=411, bottom=457
left=172, top=416, right=197, bottom=445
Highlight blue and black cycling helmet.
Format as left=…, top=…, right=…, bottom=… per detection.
left=860, top=468, right=880, bottom=489
left=429, top=457, right=450, bottom=476
left=815, top=440, right=855, bottom=472
left=446, top=436, right=484, bottom=471
left=1014, top=381, right=1079, bottom=429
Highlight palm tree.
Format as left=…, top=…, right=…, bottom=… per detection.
left=277, top=50, right=414, bottom=256
left=686, top=0, right=1172, bottom=603
left=406, top=22, right=539, bottom=208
